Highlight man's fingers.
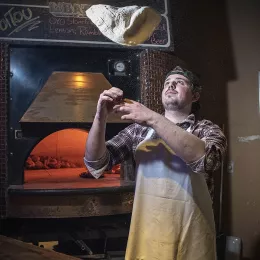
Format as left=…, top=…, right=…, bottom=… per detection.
left=107, top=88, right=123, bottom=100
left=102, top=90, right=118, bottom=100
left=123, top=98, right=134, bottom=104
left=113, top=103, right=132, bottom=109
left=113, top=104, right=122, bottom=110
left=110, top=87, right=123, bottom=96
left=115, top=105, right=132, bottom=113
left=121, top=114, right=133, bottom=120
left=100, top=96, right=113, bottom=102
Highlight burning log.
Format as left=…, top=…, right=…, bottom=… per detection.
left=24, top=155, right=84, bottom=170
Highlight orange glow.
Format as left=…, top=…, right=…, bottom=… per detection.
left=74, top=74, right=85, bottom=82
left=73, top=81, right=86, bottom=88
left=72, top=74, right=86, bottom=89
left=24, top=129, right=121, bottom=185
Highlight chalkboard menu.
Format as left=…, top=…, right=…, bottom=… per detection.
left=0, top=0, right=171, bottom=48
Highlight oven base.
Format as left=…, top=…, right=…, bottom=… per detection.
left=7, top=190, right=134, bottom=218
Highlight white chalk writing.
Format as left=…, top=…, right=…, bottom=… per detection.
left=49, top=17, right=65, bottom=25
left=49, top=2, right=90, bottom=17
left=66, top=17, right=91, bottom=26
left=0, top=7, right=41, bottom=36
left=150, top=32, right=167, bottom=45
left=49, top=24, right=76, bottom=35
left=78, top=26, right=101, bottom=36
left=48, top=16, right=101, bottom=37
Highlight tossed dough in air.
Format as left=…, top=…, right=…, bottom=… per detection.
left=86, top=4, right=161, bottom=46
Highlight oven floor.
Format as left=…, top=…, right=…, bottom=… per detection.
left=23, top=168, right=126, bottom=189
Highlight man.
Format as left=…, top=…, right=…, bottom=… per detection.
left=84, top=66, right=227, bottom=260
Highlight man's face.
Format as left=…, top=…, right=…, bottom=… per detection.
left=162, top=74, right=198, bottom=111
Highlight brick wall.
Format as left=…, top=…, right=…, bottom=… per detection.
left=0, top=43, right=8, bottom=218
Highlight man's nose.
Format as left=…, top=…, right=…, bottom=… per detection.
left=169, top=81, right=177, bottom=89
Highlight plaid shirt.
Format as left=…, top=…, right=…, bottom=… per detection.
left=85, top=114, right=227, bottom=198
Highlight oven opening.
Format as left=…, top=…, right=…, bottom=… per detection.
left=24, top=128, right=121, bottom=189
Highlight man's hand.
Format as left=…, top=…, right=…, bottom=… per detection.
left=96, top=87, right=123, bottom=120
left=86, top=87, right=123, bottom=162
left=113, top=100, right=156, bottom=126
left=114, top=100, right=206, bottom=163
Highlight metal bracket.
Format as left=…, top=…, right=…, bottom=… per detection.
left=15, top=130, right=23, bottom=139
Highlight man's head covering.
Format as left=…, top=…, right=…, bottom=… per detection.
left=165, top=66, right=202, bottom=93
left=86, top=5, right=161, bottom=46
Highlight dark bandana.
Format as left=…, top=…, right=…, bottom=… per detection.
left=165, top=66, right=202, bottom=93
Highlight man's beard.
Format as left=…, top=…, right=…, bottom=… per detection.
left=162, top=99, right=183, bottom=111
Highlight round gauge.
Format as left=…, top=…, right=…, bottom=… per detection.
left=114, top=61, right=126, bottom=72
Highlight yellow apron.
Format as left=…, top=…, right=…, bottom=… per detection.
left=125, top=128, right=216, bottom=260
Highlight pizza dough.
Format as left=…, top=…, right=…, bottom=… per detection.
left=86, top=5, right=161, bottom=46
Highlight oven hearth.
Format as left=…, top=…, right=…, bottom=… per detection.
left=23, top=128, right=121, bottom=190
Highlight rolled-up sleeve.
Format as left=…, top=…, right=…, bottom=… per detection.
left=84, top=149, right=110, bottom=179
left=187, top=121, right=227, bottom=173
left=84, top=124, right=136, bottom=178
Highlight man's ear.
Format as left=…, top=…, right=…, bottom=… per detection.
left=192, top=92, right=200, bottom=102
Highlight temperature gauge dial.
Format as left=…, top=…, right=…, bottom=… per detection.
left=114, top=61, right=126, bottom=72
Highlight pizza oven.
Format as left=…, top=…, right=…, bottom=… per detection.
left=0, top=44, right=182, bottom=219
left=5, top=45, right=140, bottom=218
